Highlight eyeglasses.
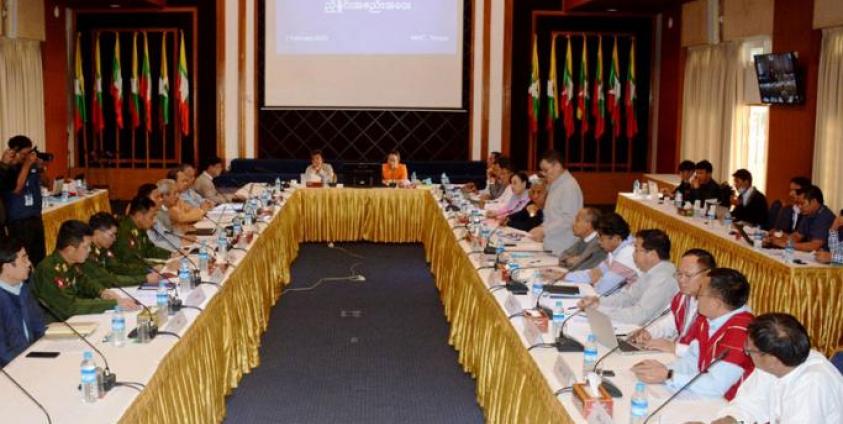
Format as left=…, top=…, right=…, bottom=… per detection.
left=674, top=268, right=709, bottom=280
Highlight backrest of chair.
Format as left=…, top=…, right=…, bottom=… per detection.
left=832, top=349, right=843, bottom=375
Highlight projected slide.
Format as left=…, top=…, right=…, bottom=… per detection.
left=275, top=0, right=458, bottom=55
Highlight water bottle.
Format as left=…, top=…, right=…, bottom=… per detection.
left=80, top=351, right=98, bottom=403
left=583, top=333, right=598, bottom=374
left=674, top=191, right=683, bottom=209
left=217, top=230, right=228, bottom=257
left=411, top=171, right=418, bottom=183
left=178, top=258, right=191, bottom=291
left=530, top=271, right=543, bottom=296
left=753, top=230, right=763, bottom=249
left=551, top=301, right=565, bottom=335
left=441, top=172, right=449, bottom=185
left=61, top=183, right=69, bottom=202
left=232, top=215, right=242, bottom=237
left=244, top=208, right=254, bottom=227
left=633, top=179, right=641, bottom=195
left=156, top=281, right=170, bottom=321
left=630, top=381, right=649, bottom=423
left=706, top=205, right=716, bottom=224
left=198, top=241, right=209, bottom=274
left=111, top=307, right=125, bottom=347
left=723, top=211, right=733, bottom=231
left=274, top=177, right=281, bottom=193
left=784, top=238, right=794, bottom=263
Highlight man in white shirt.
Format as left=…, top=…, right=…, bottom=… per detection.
left=631, top=248, right=717, bottom=356
left=194, top=156, right=234, bottom=204
left=713, top=313, right=843, bottom=424
left=529, top=151, right=583, bottom=254
left=483, top=158, right=513, bottom=210
left=562, top=212, right=640, bottom=295
left=577, top=229, right=677, bottom=325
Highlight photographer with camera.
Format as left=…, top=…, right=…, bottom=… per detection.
left=0, top=135, right=48, bottom=265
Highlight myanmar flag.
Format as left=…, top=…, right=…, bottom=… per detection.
left=527, top=35, right=540, bottom=134
left=92, top=33, right=104, bottom=134
left=592, top=36, right=605, bottom=140
left=159, top=32, right=170, bottom=128
left=140, top=32, right=152, bottom=133
left=546, top=35, right=559, bottom=130
left=129, top=32, right=140, bottom=129
left=576, top=35, right=589, bottom=136
left=607, top=37, right=622, bottom=138
left=111, top=32, right=124, bottom=129
left=561, top=36, right=575, bottom=141
left=73, top=33, right=87, bottom=132
left=626, top=39, right=638, bottom=139
left=176, top=31, right=190, bottom=136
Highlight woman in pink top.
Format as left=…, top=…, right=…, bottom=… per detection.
left=488, top=172, right=531, bottom=220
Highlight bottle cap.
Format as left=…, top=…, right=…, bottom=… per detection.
left=83, top=351, right=93, bottom=360
left=636, top=381, right=646, bottom=391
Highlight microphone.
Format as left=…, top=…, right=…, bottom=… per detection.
left=34, top=298, right=117, bottom=392
left=97, top=279, right=160, bottom=341
left=642, top=349, right=730, bottom=424
left=507, top=265, right=553, bottom=295
left=150, top=227, right=202, bottom=288
left=592, top=308, right=673, bottom=374
left=554, top=282, right=628, bottom=352
left=0, top=367, right=52, bottom=424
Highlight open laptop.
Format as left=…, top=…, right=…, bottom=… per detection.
left=586, top=308, right=654, bottom=354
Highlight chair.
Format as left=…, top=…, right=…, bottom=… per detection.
left=832, top=348, right=843, bottom=376
left=767, top=199, right=782, bottom=231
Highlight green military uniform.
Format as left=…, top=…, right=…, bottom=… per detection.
left=84, top=244, right=149, bottom=288
left=113, top=216, right=171, bottom=266
left=32, top=251, right=116, bottom=321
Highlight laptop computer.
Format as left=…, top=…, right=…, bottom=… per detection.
left=586, top=308, right=654, bottom=354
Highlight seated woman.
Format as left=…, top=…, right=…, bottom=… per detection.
left=505, top=179, right=547, bottom=232
left=381, top=151, right=409, bottom=186
left=303, top=149, right=335, bottom=185
left=488, top=171, right=531, bottom=220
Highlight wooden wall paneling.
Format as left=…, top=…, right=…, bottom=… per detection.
left=71, top=167, right=167, bottom=200
left=723, top=0, right=774, bottom=41
left=681, top=0, right=709, bottom=47
left=42, top=0, right=69, bottom=180
left=216, top=0, right=225, bottom=160
left=573, top=172, right=642, bottom=205
left=237, top=0, right=245, bottom=159
left=501, top=0, right=513, bottom=157
left=481, top=0, right=491, bottom=160
left=813, top=0, right=843, bottom=29
left=656, top=3, right=684, bottom=173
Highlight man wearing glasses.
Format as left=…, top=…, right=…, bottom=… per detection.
left=630, top=248, right=717, bottom=356
left=86, top=212, right=159, bottom=287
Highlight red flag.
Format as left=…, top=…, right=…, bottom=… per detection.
left=140, top=32, right=152, bottom=133
left=92, top=33, right=105, bottom=134
left=176, top=31, right=190, bottom=136
left=626, top=39, right=638, bottom=139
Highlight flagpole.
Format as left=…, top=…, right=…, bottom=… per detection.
left=611, top=133, right=617, bottom=173
left=145, top=130, right=150, bottom=168
left=82, top=123, right=89, bottom=169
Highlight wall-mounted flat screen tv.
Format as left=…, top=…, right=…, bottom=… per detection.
left=754, top=52, right=804, bottom=105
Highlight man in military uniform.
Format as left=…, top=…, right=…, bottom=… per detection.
left=114, top=196, right=172, bottom=265
left=32, top=220, right=138, bottom=321
left=87, top=212, right=159, bottom=287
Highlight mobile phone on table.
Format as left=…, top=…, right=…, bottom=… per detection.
left=26, top=351, right=60, bottom=358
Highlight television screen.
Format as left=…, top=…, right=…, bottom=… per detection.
left=754, top=52, right=803, bottom=105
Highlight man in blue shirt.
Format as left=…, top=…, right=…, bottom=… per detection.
left=0, top=237, right=46, bottom=366
left=768, top=185, right=835, bottom=252
left=0, top=136, right=46, bottom=265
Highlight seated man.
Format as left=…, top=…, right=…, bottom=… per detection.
left=632, top=268, right=755, bottom=400
left=151, top=179, right=190, bottom=252
left=529, top=151, right=583, bottom=254
left=0, top=238, right=45, bottom=366
left=86, top=212, right=158, bottom=287
left=506, top=179, right=546, bottom=232
left=114, top=197, right=173, bottom=264
left=480, top=156, right=511, bottom=201
left=631, top=248, right=717, bottom=355
left=713, top=313, right=843, bottom=424
left=194, top=157, right=234, bottom=204
left=578, top=229, right=677, bottom=325
left=667, top=160, right=695, bottom=200
left=767, top=185, right=835, bottom=252
left=303, top=150, right=335, bottom=185
left=32, top=220, right=138, bottom=321
left=563, top=212, right=639, bottom=295
left=816, top=215, right=843, bottom=264
left=558, top=207, right=605, bottom=272
left=687, top=160, right=723, bottom=206
left=170, top=168, right=210, bottom=224
left=772, top=176, right=811, bottom=233
left=462, top=151, right=501, bottom=194
left=729, top=169, right=768, bottom=228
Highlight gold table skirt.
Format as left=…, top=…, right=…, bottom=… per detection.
left=120, top=188, right=572, bottom=423
left=616, top=195, right=843, bottom=356
left=42, top=190, right=112, bottom=252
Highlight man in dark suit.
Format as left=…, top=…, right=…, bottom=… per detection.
left=729, top=169, right=768, bottom=227
left=772, top=176, right=811, bottom=233
left=688, top=160, right=723, bottom=206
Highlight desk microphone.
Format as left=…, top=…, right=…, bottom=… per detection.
left=130, top=251, right=183, bottom=313
left=0, top=367, right=52, bottom=424
left=35, top=298, right=117, bottom=392
left=554, top=282, right=627, bottom=352
left=99, top=280, right=159, bottom=341
left=151, top=228, right=202, bottom=290
left=642, top=349, right=730, bottom=424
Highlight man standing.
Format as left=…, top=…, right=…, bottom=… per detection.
left=0, top=136, right=46, bottom=265
left=729, top=169, right=768, bottom=228
left=0, top=238, right=45, bottom=366
left=529, top=151, right=583, bottom=254
left=558, top=208, right=605, bottom=272
left=713, top=313, right=843, bottom=423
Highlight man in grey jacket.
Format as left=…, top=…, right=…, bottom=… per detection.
left=578, top=229, right=678, bottom=326
left=529, top=151, right=583, bottom=254
left=559, top=207, right=606, bottom=271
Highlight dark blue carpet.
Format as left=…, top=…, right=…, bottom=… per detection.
left=225, top=243, right=483, bottom=423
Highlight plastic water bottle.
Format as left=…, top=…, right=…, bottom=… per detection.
left=198, top=241, right=209, bottom=274
left=441, top=172, right=449, bottom=185
left=232, top=215, right=242, bottom=237
left=706, top=205, right=716, bottom=224
left=753, top=230, right=763, bottom=249
left=784, top=238, right=795, bottom=263
left=111, top=306, right=125, bottom=347
left=411, top=171, right=418, bottom=183
left=274, top=177, right=281, bottom=193
left=674, top=191, right=683, bottom=209
left=61, top=183, right=69, bottom=202
left=156, top=281, right=170, bottom=321
left=530, top=271, right=543, bottom=296
left=244, top=208, right=254, bottom=227
left=80, top=351, right=98, bottom=403
left=551, top=301, right=565, bottom=335
left=178, top=258, right=191, bottom=291
left=583, top=333, right=598, bottom=374
left=633, top=179, right=641, bottom=195
left=630, top=381, right=649, bottom=423
left=217, top=230, right=228, bottom=257
left=723, top=211, right=733, bottom=231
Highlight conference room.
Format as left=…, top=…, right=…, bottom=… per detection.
left=0, top=0, right=842, bottom=423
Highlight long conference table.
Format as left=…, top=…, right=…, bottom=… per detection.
left=42, top=189, right=112, bottom=252
left=3, top=186, right=740, bottom=423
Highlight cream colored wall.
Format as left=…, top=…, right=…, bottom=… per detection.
left=814, top=0, right=843, bottom=29
left=222, top=0, right=239, bottom=163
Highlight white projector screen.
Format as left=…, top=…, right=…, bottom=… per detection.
left=264, top=0, right=464, bottom=109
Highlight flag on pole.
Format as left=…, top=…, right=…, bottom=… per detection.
left=140, top=32, right=152, bottom=133
left=561, top=36, right=575, bottom=141
left=111, top=32, right=124, bottom=129
left=92, top=33, right=105, bottom=134
left=73, top=33, right=87, bottom=132
left=176, top=31, right=190, bottom=136
left=576, top=35, right=589, bottom=136
left=159, top=32, right=170, bottom=128
left=129, top=32, right=140, bottom=128
left=528, top=35, right=540, bottom=134
left=592, top=36, right=605, bottom=140
left=546, top=35, right=559, bottom=130
left=625, top=39, right=638, bottom=139
left=607, top=36, right=622, bottom=138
